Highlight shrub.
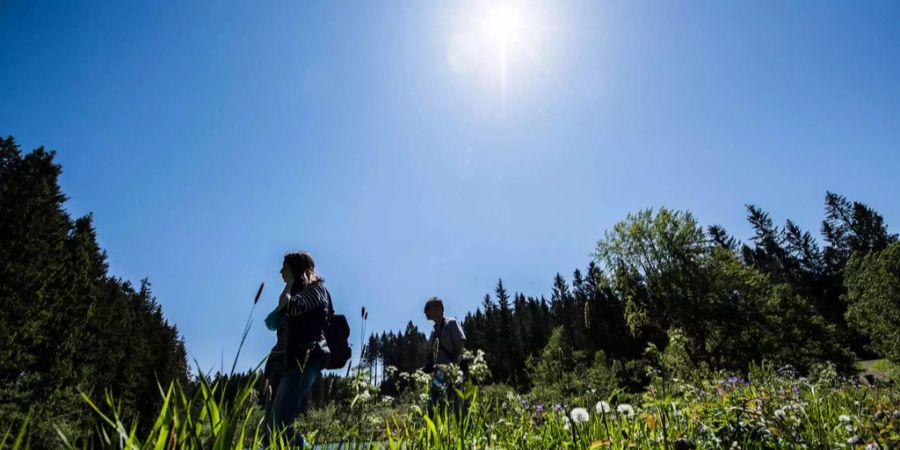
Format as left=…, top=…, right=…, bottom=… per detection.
left=845, top=241, right=900, bottom=363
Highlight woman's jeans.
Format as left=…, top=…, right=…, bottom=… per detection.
left=262, top=359, right=285, bottom=439
left=267, top=350, right=329, bottom=446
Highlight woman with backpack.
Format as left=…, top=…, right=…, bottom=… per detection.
left=266, top=251, right=331, bottom=447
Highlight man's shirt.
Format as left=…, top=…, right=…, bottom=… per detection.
left=429, top=316, right=466, bottom=365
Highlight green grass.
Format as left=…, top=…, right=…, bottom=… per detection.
left=3, top=362, right=900, bottom=449
left=857, top=359, right=899, bottom=382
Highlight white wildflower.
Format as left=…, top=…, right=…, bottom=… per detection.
left=366, top=414, right=383, bottom=427
left=774, top=408, right=786, bottom=419
left=838, top=414, right=852, bottom=424
left=595, top=400, right=612, bottom=414
left=617, top=404, right=635, bottom=418
left=570, top=407, right=590, bottom=424
left=466, top=349, right=491, bottom=383
left=412, top=369, right=431, bottom=386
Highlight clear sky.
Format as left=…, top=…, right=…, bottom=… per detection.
left=2, top=1, right=898, bottom=374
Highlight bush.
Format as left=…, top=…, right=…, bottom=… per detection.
left=527, top=327, right=617, bottom=405
left=845, top=241, right=900, bottom=364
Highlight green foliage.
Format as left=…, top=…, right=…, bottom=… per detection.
left=845, top=241, right=900, bottom=363
left=527, top=327, right=618, bottom=405
left=0, top=136, right=189, bottom=447
left=68, top=371, right=287, bottom=449
left=744, top=193, right=897, bottom=359
left=5, top=363, right=896, bottom=449
left=657, top=328, right=702, bottom=382
left=761, top=284, right=855, bottom=373
left=366, top=193, right=893, bottom=393
left=593, top=207, right=854, bottom=375
left=0, top=376, right=87, bottom=450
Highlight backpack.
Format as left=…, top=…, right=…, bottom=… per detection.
left=324, top=291, right=351, bottom=370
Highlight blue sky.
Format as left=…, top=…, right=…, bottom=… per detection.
left=2, top=1, right=898, bottom=373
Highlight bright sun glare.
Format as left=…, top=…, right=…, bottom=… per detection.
left=447, top=1, right=549, bottom=112
left=480, top=4, right=527, bottom=107
left=482, top=5, right=522, bottom=48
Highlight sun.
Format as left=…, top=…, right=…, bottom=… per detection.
left=482, top=5, right=523, bottom=48
left=480, top=3, right=527, bottom=104
left=447, top=1, right=551, bottom=111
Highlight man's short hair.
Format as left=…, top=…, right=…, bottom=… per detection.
left=424, top=296, right=444, bottom=313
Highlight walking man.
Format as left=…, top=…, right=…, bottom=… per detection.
left=422, top=296, right=467, bottom=418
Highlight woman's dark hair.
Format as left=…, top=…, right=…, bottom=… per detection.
left=284, top=251, right=322, bottom=291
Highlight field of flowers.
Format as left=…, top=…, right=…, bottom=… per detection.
left=295, top=357, right=899, bottom=450
left=3, top=354, right=898, bottom=449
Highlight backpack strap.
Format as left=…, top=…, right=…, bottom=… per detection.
left=326, top=289, right=334, bottom=322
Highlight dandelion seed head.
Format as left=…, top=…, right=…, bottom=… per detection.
left=595, top=400, right=611, bottom=414
left=570, top=407, right=589, bottom=424
left=617, top=404, right=635, bottom=418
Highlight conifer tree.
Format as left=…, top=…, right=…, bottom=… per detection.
left=0, top=137, right=189, bottom=442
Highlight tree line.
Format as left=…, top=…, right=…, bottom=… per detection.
left=0, top=137, right=189, bottom=446
left=366, top=193, right=898, bottom=392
